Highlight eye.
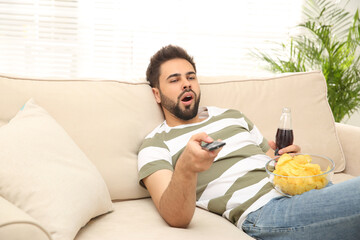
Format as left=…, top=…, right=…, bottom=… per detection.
left=188, top=75, right=196, bottom=80
left=169, top=79, right=178, bottom=83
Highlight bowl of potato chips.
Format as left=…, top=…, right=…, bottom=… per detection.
left=265, top=153, right=335, bottom=197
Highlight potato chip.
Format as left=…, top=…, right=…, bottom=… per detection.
left=273, top=154, right=328, bottom=195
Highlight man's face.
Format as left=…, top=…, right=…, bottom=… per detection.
left=153, top=58, right=201, bottom=123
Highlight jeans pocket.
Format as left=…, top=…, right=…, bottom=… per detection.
left=243, top=206, right=264, bottom=228
left=242, top=208, right=265, bottom=239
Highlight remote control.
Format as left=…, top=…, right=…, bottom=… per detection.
left=202, top=141, right=226, bottom=151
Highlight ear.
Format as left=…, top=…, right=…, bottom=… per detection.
left=152, top=87, right=161, bottom=104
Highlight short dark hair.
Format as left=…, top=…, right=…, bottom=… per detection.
left=146, top=45, right=196, bottom=88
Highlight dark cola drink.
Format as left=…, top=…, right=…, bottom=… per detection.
left=276, top=128, right=294, bottom=150
left=275, top=107, right=293, bottom=155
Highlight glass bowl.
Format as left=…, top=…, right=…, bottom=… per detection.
left=265, top=154, right=335, bottom=197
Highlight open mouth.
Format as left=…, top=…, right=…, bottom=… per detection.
left=181, top=95, right=193, bottom=103
left=180, top=91, right=194, bottom=105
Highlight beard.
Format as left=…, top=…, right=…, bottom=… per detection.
left=160, top=89, right=201, bottom=121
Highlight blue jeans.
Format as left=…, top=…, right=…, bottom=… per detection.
left=242, top=176, right=360, bottom=240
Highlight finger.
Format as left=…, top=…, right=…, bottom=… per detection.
left=268, top=140, right=276, bottom=150
left=206, top=144, right=223, bottom=158
left=279, top=145, right=301, bottom=155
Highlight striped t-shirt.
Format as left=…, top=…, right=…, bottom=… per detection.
left=138, top=106, right=281, bottom=227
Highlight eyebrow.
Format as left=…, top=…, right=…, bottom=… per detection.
left=166, top=71, right=196, bottom=80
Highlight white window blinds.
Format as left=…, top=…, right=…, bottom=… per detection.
left=0, top=0, right=304, bottom=82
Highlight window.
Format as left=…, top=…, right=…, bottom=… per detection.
left=0, top=0, right=304, bottom=81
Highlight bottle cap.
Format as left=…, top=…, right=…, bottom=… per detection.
left=282, top=107, right=291, bottom=113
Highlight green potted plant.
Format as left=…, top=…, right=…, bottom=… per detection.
left=253, top=0, right=360, bottom=122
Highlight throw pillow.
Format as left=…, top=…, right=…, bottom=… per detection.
left=0, top=99, right=113, bottom=240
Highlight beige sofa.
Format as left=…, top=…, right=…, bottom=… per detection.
left=0, top=71, right=359, bottom=240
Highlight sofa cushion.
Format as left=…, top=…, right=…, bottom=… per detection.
left=0, top=99, right=113, bottom=240
left=74, top=198, right=253, bottom=240
left=0, top=196, right=51, bottom=240
left=335, top=123, right=360, bottom=176
left=199, top=71, right=345, bottom=172
left=0, top=75, right=162, bottom=201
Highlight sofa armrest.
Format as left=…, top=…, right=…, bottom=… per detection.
left=0, top=196, right=51, bottom=240
left=335, top=122, right=360, bottom=176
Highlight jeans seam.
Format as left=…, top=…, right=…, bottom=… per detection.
left=244, top=212, right=360, bottom=234
left=253, top=206, right=264, bottom=227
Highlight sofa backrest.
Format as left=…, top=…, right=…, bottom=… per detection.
left=0, top=71, right=344, bottom=201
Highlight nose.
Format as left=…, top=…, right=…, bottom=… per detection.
left=182, top=77, right=191, bottom=90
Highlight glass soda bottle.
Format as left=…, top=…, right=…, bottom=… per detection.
left=275, top=107, right=294, bottom=155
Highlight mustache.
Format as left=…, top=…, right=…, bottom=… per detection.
left=177, top=89, right=196, bottom=101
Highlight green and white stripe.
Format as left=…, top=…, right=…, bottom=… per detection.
left=138, top=106, right=281, bottom=227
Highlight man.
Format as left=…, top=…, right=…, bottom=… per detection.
left=138, top=45, right=360, bottom=239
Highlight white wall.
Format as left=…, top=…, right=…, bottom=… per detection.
left=343, top=111, right=360, bottom=127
